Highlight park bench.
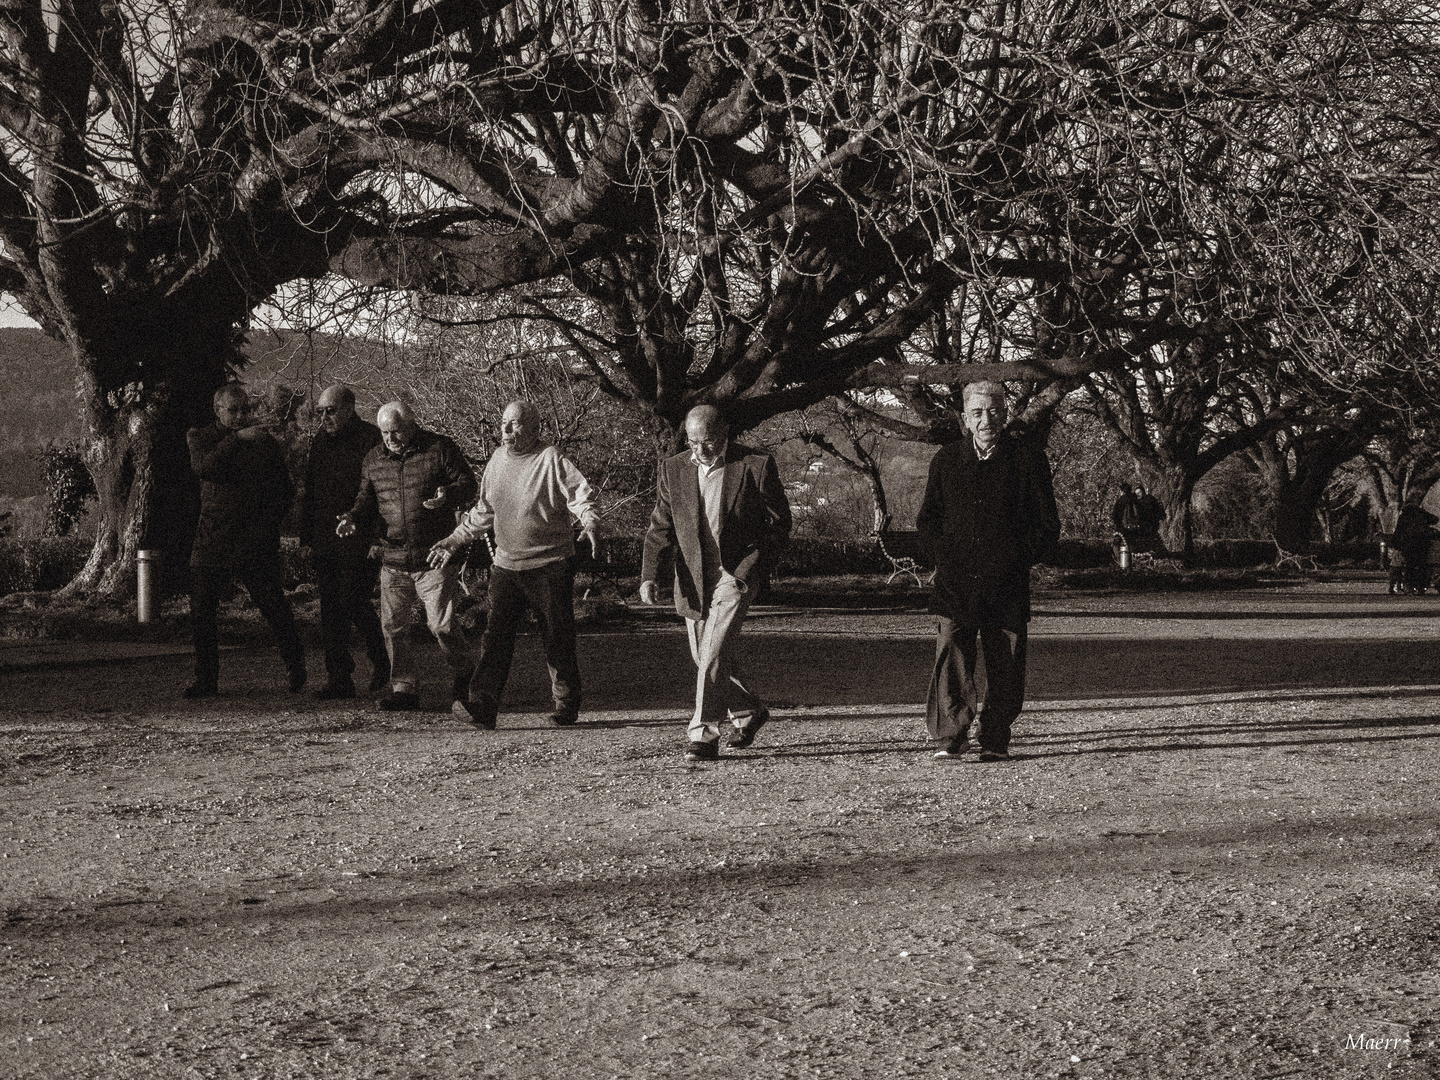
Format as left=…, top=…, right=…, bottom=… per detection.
left=1272, top=539, right=1318, bottom=572
left=872, top=530, right=935, bottom=587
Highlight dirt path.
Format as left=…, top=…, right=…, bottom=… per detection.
left=2, top=579, right=1437, bottom=1078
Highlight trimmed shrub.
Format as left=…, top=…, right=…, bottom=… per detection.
left=0, top=535, right=92, bottom=594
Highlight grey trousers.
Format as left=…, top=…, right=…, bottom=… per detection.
left=379, top=564, right=472, bottom=692
left=685, top=576, right=764, bottom=743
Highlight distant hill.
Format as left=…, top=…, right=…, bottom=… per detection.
left=0, top=327, right=413, bottom=498
left=0, top=329, right=80, bottom=496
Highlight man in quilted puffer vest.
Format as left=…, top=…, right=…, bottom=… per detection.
left=337, top=401, right=478, bottom=710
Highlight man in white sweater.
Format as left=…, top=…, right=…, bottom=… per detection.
left=428, top=400, right=599, bottom=729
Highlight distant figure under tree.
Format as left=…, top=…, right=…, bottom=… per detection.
left=1111, top=483, right=1142, bottom=549
left=1392, top=501, right=1438, bottom=595
left=1133, top=483, right=1166, bottom=553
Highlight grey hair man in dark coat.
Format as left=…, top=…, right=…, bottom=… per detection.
left=299, top=384, right=387, bottom=700
left=185, top=384, right=305, bottom=698
left=337, top=401, right=477, bottom=711
left=640, top=405, right=791, bottom=761
left=916, top=382, right=1060, bottom=762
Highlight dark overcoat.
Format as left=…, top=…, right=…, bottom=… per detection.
left=299, top=416, right=381, bottom=559
left=187, top=423, right=292, bottom=570
left=916, top=433, right=1060, bottom=628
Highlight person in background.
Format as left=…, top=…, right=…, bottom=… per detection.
left=1392, top=498, right=1438, bottom=595
left=299, top=385, right=387, bottom=700
left=185, top=385, right=305, bottom=698
left=639, top=405, right=792, bottom=761
left=430, top=399, right=599, bottom=729
left=917, top=381, right=1060, bottom=763
left=337, top=401, right=477, bottom=710
left=1133, top=483, right=1166, bottom=553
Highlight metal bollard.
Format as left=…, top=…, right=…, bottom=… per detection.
left=1118, top=536, right=1132, bottom=571
left=136, top=549, right=160, bottom=624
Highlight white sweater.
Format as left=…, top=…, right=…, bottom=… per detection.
left=447, top=444, right=597, bottom=571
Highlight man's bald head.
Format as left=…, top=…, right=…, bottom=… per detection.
left=684, top=405, right=729, bottom=466
left=501, top=400, right=542, bottom=454
left=376, top=400, right=419, bottom=454
left=316, top=384, right=357, bottom=435
left=213, top=384, right=252, bottom=430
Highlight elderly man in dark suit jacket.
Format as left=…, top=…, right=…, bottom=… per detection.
left=641, top=405, right=791, bottom=761
left=917, top=381, right=1060, bottom=762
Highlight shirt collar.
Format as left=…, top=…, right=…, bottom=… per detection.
left=972, top=436, right=998, bottom=461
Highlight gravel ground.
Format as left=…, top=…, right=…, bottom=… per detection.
left=2, top=577, right=1438, bottom=1079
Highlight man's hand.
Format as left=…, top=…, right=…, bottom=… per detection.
left=580, top=522, right=600, bottom=558
left=422, top=486, right=447, bottom=510
left=335, top=513, right=357, bottom=539
left=235, top=424, right=268, bottom=442
left=638, top=580, right=660, bottom=605
left=427, top=540, right=457, bottom=569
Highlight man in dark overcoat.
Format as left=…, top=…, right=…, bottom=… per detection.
left=917, top=381, right=1060, bottom=761
left=299, top=384, right=387, bottom=699
left=185, top=384, right=305, bottom=698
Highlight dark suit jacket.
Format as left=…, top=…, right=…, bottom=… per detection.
left=186, top=423, right=293, bottom=570
left=916, top=433, right=1060, bottom=627
left=641, top=442, right=792, bottom=620
left=299, top=416, right=381, bottom=559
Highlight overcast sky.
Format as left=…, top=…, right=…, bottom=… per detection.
left=1, top=294, right=37, bottom=328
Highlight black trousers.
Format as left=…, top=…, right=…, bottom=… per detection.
left=925, top=617, right=1028, bottom=752
left=314, top=552, right=387, bottom=682
left=189, top=563, right=303, bottom=689
left=471, top=560, right=580, bottom=712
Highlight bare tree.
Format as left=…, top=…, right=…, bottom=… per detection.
left=4, top=0, right=1438, bottom=591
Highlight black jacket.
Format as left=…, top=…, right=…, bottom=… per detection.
left=916, top=433, right=1060, bottom=626
left=300, top=416, right=381, bottom=559
left=348, top=429, right=478, bottom=571
left=187, top=423, right=293, bottom=569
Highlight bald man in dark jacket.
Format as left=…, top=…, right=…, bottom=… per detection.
left=917, top=383, right=1060, bottom=762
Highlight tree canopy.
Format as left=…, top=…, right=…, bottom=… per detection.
left=3, top=0, right=1439, bottom=589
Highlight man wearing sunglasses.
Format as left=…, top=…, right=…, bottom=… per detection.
left=299, top=385, right=388, bottom=700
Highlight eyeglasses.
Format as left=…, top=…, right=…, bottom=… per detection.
left=316, top=406, right=341, bottom=416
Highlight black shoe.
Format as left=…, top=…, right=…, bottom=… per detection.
left=287, top=664, right=308, bottom=693
left=451, top=664, right=475, bottom=704
left=685, top=739, right=720, bottom=762
left=548, top=708, right=579, bottom=727
left=182, top=682, right=217, bottom=699
left=727, top=707, right=770, bottom=749
left=367, top=660, right=391, bottom=695
left=977, top=747, right=1011, bottom=762
left=452, top=696, right=497, bottom=730
left=378, top=689, right=421, bottom=711
left=314, top=680, right=356, bottom=701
